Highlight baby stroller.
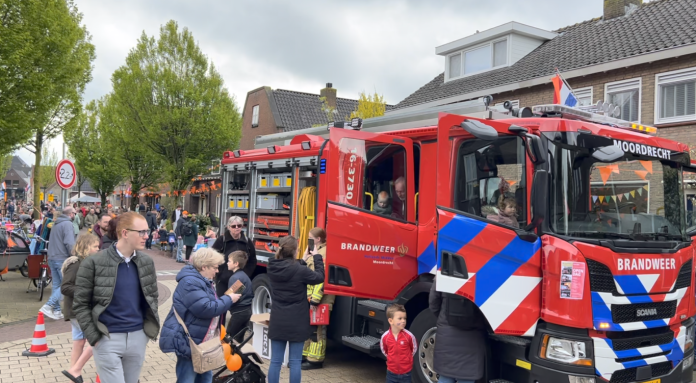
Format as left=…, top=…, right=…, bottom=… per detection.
left=213, top=328, right=266, bottom=383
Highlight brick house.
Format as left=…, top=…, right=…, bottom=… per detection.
left=392, top=0, right=696, bottom=216
left=239, top=83, right=359, bottom=149
left=3, top=168, right=30, bottom=200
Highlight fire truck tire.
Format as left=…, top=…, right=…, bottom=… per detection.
left=252, top=274, right=272, bottom=315
left=409, top=309, right=438, bottom=383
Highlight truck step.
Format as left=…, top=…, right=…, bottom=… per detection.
left=357, top=299, right=390, bottom=311
left=342, top=334, right=381, bottom=355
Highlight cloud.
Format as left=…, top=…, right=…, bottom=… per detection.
left=16, top=0, right=603, bottom=164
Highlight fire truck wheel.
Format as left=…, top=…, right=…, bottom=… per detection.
left=409, top=309, right=438, bottom=383
left=252, top=274, right=272, bottom=315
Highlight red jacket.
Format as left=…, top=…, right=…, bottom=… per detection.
left=380, top=328, right=417, bottom=375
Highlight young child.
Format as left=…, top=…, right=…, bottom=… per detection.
left=158, top=228, right=168, bottom=251
left=380, top=304, right=417, bottom=383
left=486, top=195, right=519, bottom=228
left=226, top=250, right=253, bottom=342
left=373, top=191, right=393, bottom=216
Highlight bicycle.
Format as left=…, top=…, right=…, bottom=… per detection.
left=26, top=237, right=51, bottom=301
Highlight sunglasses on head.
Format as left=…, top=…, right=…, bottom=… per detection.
left=229, top=224, right=243, bottom=228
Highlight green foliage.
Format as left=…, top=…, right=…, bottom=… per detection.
left=64, top=99, right=124, bottom=206
left=0, top=154, right=12, bottom=178
left=319, top=96, right=338, bottom=123
left=108, top=20, right=241, bottom=193
left=0, top=0, right=96, bottom=216
left=350, top=91, right=387, bottom=120
left=159, top=195, right=178, bottom=215
left=38, top=148, right=58, bottom=191
left=165, top=219, right=173, bottom=232
left=197, top=214, right=211, bottom=234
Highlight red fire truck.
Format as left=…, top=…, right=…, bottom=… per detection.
left=220, top=99, right=695, bottom=382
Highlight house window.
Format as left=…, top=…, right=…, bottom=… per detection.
left=605, top=78, right=641, bottom=123
left=656, top=67, right=696, bottom=124
left=12, top=180, right=18, bottom=186
left=447, top=37, right=509, bottom=80
left=574, top=87, right=593, bottom=107
left=210, top=160, right=220, bottom=175
left=251, top=105, right=259, bottom=127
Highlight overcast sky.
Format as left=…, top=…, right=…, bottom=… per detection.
left=17, top=0, right=605, bottom=165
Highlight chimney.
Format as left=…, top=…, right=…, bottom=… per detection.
left=320, top=83, right=337, bottom=110
left=604, top=0, right=642, bottom=20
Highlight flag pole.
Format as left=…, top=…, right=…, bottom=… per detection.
left=555, top=68, right=578, bottom=96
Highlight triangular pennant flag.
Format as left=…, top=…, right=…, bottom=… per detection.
left=606, top=195, right=612, bottom=202
left=599, top=196, right=605, bottom=203
left=506, top=180, right=517, bottom=187
left=624, top=192, right=630, bottom=200
left=617, top=194, right=623, bottom=202
left=634, top=170, right=648, bottom=180
left=608, top=164, right=620, bottom=174
left=630, top=190, right=635, bottom=198
left=637, top=188, right=642, bottom=196
left=639, top=160, right=653, bottom=174
left=592, top=196, right=598, bottom=203
left=599, top=166, right=612, bottom=185
left=643, top=185, right=649, bottom=191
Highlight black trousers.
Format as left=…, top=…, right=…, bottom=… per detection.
left=145, top=234, right=153, bottom=249
left=226, top=307, right=252, bottom=343
left=185, top=245, right=193, bottom=260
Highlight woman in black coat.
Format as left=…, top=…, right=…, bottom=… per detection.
left=211, top=216, right=256, bottom=298
left=267, top=236, right=324, bottom=383
left=429, top=277, right=487, bottom=383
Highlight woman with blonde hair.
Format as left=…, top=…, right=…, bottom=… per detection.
left=160, top=248, right=241, bottom=382
left=60, top=233, right=100, bottom=383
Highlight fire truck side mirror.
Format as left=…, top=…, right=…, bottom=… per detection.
left=523, top=134, right=545, bottom=165
left=528, top=170, right=549, bottom=230
left=460, top=119, right=498, bottom=141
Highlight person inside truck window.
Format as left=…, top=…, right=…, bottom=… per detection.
left=374, top=191, right=392, bottom=216
left=486, top=196, right=519, bottom=228
left=391, top=177, right=406, bottom=219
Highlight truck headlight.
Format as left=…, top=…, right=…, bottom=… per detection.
left=685, top=324, right=695, bottom=352
left=540, top=335, right=592, bottom=366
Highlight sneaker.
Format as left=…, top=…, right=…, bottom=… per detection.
left=52, top=309, right=64, bottom=320
left=40, top=305, right=59, bottom=320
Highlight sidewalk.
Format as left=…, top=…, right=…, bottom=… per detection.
left=0, top=249, right=386, bottom=382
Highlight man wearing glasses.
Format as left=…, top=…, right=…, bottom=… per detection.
left=73, top=212, right=160, bottom=383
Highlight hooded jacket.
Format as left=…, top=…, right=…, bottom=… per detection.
left=212, top=230, right=256, bottom=298
left=146, top=211, right=157, bottom=230
left=60, top=256, right=82, bottom=320
left=159, top=265, right=233, bottom=358
left=47, top=214, right=76, bottom=262
left=267, top=254, right=325, bottom=342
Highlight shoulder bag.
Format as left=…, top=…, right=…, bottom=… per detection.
left=173, top=308, right=226, bottom=373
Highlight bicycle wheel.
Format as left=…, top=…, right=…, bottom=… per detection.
left=20, top=259, right=29, bottom=277
left=39, top=269, right=46, bottom=301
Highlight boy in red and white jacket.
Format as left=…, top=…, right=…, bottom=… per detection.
left=380, top=304, right=417, bottom=382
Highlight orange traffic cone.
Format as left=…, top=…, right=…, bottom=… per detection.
left=22, top=312, right=55, bottom=357
left=96, top=374, right=101, bottom=383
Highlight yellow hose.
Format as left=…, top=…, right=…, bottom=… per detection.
left=297, top=186, right=317, bottom=258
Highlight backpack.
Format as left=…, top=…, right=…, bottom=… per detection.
left=182, top=221, right=194, bottom=237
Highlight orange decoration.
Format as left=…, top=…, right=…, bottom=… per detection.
left=506, top=180, right=517, bottom=187
left=599, top=167, right=612, bottom=185
left=220, top=325, right=227, bottom=341
left=222, top=343, right=232, bottom=359
left=634, top=170, right=648, bottom=180
left=226, top=353, right=242, bottom=371
left=639, top=160, right=653, bottom=174
left=608, top=164, right=620, bottom=174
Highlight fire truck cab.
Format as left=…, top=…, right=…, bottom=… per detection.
left=220, top=99, right=695, bottom=383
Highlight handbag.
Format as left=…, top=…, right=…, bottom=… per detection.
left=173, top=308, right=226, bottom=373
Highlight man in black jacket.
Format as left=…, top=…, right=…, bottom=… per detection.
left=211, top=216, right=256, bottom=298
left=145, top=208, right=157, bottom=250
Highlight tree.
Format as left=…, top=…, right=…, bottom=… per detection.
left=38, top=148, right=58, bottom=202
left=0, top=153, right=12, bottom=178
left=109, top=20, right=241, bottom=193
left=350, top=91, right=387, bottom=120
left=3, top=0, right=96, bottom=218
left=64, top=99, right=124, bottom=207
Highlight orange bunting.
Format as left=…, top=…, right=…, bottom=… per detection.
left=506, top=180, right=517, bottom=187
left=634, top=170, right=648, bottom=180
left=599, top=166, right=613, bottom=185
left=607, top=164, right=620, bottom=174
left=639, top=160, right=653, bottom=174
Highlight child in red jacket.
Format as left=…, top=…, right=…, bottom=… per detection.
left=380, top=304, right=417, bottom=383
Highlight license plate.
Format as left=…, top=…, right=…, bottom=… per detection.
left=641, top=379, right=660, bottom=383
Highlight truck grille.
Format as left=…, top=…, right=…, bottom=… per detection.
left=611, top=301, right=677, bottom=323
left=674, top=259, right=692, bottom=290
left=609, top=361, right=672, bottom=383
left=608, top=327, right=674, bottom=351
left=586, top=258, right=617, bottom=294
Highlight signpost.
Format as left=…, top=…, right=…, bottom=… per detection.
left=56, top=159, right=76, bottom=209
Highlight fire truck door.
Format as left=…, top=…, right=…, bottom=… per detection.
left=324, top=128, right=418, bottom=299
left=434, top=114, right=542, bottom=335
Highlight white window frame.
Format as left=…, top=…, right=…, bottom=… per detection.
left=574, top=86, right=593, bottom=107
left=445, top=36, right=510, bottom=82
left=210, top=160, right=221, bottom=175
left=604, top=78, right=641, bottom=123
left=251, top=105, right=259, bottom=127
left=654, top=66, right=696, bottom=125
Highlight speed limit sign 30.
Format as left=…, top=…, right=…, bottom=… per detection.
left=56, top=159, right=76, bottom=189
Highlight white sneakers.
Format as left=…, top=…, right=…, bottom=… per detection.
left=39, top=304, right=64, bottom=320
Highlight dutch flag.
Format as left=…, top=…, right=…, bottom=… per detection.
left=552, top=73, right=578, bottom=107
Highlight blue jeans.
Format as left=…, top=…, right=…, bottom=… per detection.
left=176, top=239, right=184, bottom=261
left=175, top=355, right=212, bottom=383
left=268, top=339, right=303, bottom=383
left=386, top=370, right=412, bottom=383
left=46, top=259, right=64, bottom=311
left=438, top=377, right=475, bottom=383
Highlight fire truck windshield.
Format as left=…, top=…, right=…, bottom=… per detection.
left=547, top=136, right=687, bottom=241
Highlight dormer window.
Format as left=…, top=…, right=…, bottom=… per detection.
left=447, top=38, right=509, bottom=80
